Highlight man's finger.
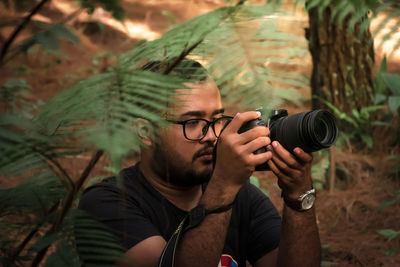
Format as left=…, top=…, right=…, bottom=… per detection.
left=293, top=147, right=313, bottom=163
left=271, top=141, right=302, bottom=169
left=238, top=126, right=270, bottom=145
left=250, top=150, right=273, bottom=166
left=267, top=159, right=293, bottom=186
left=243, top=136, right=271, bottom=154
left=223, top=111, right=261, bottom=134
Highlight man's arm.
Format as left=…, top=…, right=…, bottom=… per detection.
left=175, top=111, right=273, bottom=267
left=255, top=141, right=321, bottom=267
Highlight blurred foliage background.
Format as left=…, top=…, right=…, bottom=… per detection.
left=0, top=0, right=399, bottom=266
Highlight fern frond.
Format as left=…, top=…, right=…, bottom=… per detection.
left=121, top=5, right=306, bottom=109
left=36, top=69, right=186, bottom=170
left=196, top=6, right=306, bottom=108
left=0, top=170, right=65, bottom=217
left=71, top=210, right=124, bottom=266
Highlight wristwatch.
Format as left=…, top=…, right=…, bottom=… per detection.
left=283, top=188, right=316, bottom=211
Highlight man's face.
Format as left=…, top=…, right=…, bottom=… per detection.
left=151, top=80, right=224, bottom=187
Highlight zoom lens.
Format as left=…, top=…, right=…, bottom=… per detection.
left=270, top=110, right=338, bottom=153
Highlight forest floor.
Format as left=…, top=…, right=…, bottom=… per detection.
left=1, top=0, right=400, bottom=266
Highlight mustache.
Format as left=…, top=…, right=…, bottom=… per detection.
left=192, top=145, right=215, bottom=161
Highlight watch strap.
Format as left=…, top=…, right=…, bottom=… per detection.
left=282, top=188, right=316, bottom=212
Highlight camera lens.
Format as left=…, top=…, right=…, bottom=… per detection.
left=308, top=110, right=338, bottom=149
left=270, top=110, right=338, bottom=153
left=314, top=119, right=327, bottom=143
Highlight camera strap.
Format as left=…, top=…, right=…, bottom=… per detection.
left=158, top=203, right=234, bottom=267
left=157, top=215, right=188, bottom=267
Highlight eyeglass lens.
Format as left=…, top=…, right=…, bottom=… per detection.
left=184, top=117, right=231, bottom=140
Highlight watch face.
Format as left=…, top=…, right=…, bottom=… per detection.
left=301, top=194, right=316, bottom=210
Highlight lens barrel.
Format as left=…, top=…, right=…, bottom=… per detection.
left=269, top=110, right=338, bottom=153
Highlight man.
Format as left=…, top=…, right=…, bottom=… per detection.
left=79, top=62, right=321, bottom=267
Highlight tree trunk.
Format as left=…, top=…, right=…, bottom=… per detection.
left=306, top=7, right=375, bottom=114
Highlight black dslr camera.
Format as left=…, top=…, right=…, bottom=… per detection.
left=238, top=109, right=338, bottom=171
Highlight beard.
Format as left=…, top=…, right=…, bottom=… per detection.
left=151, top=142, right=214, bottom=187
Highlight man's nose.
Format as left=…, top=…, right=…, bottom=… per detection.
left=200, top=125, right=216, bottom=143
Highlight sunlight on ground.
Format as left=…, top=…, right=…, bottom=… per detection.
left=50, top=0, right=399, bottom=61
left=52, top=0, right=161, bottom=41
left=101, top=17, right=161, bottom=40
left=371, top=13, right=400, bottom=61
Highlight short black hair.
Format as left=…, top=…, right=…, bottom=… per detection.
left=141, top=58, right=209, bottom=82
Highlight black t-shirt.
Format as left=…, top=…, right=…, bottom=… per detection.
left=79, top=164, right=281, bottom=266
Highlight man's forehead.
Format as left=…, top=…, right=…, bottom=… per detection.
left=168, top=80, right=222, bottom=118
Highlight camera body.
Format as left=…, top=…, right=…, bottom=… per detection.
left=238, top=109, right=338, bottom=171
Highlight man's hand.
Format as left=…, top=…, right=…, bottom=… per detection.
left=263, top=140, right=321, bottom=267
left=212, top=111, right=273, bottom=190
left=266, top=141, right=313, bottom=201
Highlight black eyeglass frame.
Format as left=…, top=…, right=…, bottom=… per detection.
left=168, top=116, right=233, bottom=141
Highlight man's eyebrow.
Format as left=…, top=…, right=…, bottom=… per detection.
left=212, top=108, right=225, bottom=116
left=179, top=108, right=225, bottom=119
left=179, top=111, right=206, bottom=118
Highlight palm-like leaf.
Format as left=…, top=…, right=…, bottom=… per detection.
left=0, top=3, right=321, bottom=266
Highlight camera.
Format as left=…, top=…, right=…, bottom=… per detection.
left=238, top=109, right=338, bottom=171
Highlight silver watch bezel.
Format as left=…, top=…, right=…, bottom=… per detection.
left=298, top=188, right=316, bottom=210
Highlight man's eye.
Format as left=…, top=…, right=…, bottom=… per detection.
left=186, top=120, right=201, bottom=127
left=213, top=117, right=225, bottom=124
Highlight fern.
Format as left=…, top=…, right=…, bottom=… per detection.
left=3, top=1, right=400, bottom=265
left=2, top=3, right=307, bottom=265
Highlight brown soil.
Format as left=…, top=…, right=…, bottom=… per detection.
left=1, top=0, right=399, bottom=266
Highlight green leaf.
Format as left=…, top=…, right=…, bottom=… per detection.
left=386, top=155, right=400, bottom=161
left=30, top=232, right=59, bottom=253
left=360, top=134, right=373, bottom=148
left=49, top=24, right=80, bottom=44
left=44, top=240, right=81, bottom=267
left=321, top=261, right=338, bottom=266
left=261, top=188, right=270, bottom=198
left=322, top=243, right=331, bottom=249
left=388, top=96, right=400, bottom=113
left=311, top=156, right=330, bottom=186
left=250, top=175, right=260, bottom=188
left=383, top=73, right=400, bottom=96
left=84, top=176, right=106, bottom=189
left=374, top=93, right=387, bottom=104
left=377, top=229, right=400, bottom=241
left=377, top=200, right=397, bottom=212
left=384, top=247, right=397, bottom=257
left=391, top=167, right=400, bottom=176
left=71, top=210, right=124, bottom=265
left=35, top=32, right=59, bottom=51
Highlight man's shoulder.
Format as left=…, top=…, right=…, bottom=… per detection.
left=79, top=164, right=143, bottom=206
left=88, top=163, right=142, bottom=187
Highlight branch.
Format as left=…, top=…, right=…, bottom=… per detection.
left=10, top=201, right=59, bottom=262
left=30, top=150, right=104, bottom=267
left=1, top=7, right=84, bottom=66
left=0, top=0, right=50, bottom=64
left=53, top=149, right=103, bottom=229
left=34, top=148, right=75, bottom=191
left=162, top=39, right=203, bottom=75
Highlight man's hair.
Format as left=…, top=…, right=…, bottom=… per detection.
left=141, top=58, right=209, bottom=82
left=134, top=58, right=210, bottom=145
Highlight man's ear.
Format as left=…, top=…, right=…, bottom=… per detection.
left=136, top=119, right=153, bottom=147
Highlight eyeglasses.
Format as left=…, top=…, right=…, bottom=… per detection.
left=169, top=116, right=233, bottom=141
